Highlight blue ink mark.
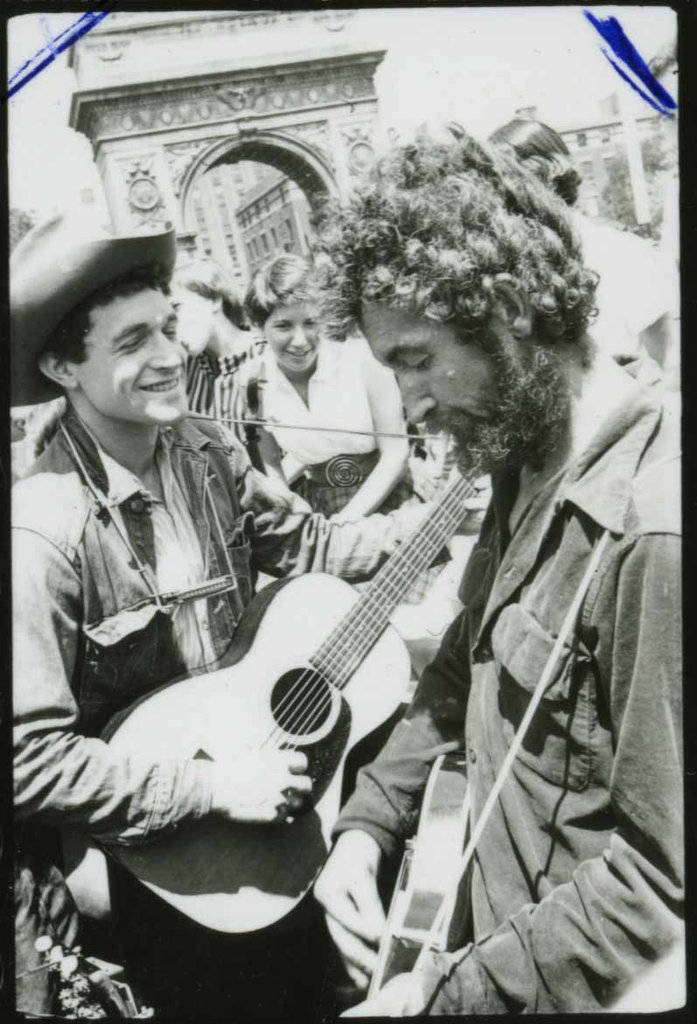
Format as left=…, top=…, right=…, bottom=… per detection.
left=8, top=11, right=110, bottom=99
left=583, top=10, right=676, bottom=117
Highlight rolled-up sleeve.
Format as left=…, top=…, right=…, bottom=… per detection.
left=237, top=456, right=430, bottom=581
left=13, top=528, right=214, bottom=844
left=419, top=533, right=684, bottom=1014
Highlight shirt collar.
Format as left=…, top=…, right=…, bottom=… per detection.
left=558, top=375, right=663, bottom=534
left=89, top=430, right=172, bottom=508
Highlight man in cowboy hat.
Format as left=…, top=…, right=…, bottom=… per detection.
left=313, top=128, right=682, bottom=1014
left=10, top=213, right=426, bottom=1016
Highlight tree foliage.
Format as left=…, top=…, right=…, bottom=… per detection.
left=599, top=126, right=673, bottom=241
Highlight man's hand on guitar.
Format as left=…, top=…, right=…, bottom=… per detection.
left=209, top=749, right=311, bottom=824
left=313, top=830, right=385, bottom=990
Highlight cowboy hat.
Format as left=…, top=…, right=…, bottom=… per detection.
left=11, top=213, right=177, bottom=406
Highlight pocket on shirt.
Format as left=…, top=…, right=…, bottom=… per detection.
left=81, top=605, right=184, bottom=734
left=490, top=603, right=595, bottom=791
left=222, top=516, right=255, bottom=608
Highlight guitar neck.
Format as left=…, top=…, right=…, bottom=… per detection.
left=311, top=472, right=475, bottom=688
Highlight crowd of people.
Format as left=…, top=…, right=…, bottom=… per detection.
left=11, top=110, right=681, bottom=1019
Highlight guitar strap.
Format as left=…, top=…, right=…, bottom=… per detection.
left=243, top=362, right=268, bottom=474
left=411, top=527, right=612, bottom=1004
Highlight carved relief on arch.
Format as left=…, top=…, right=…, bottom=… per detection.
left=121, top=157, right=169, bottom=229
left=164, top=139, right=218, bottom=197
left=341, top=124, right=376, bottom=177
left=275, top=121, right=334, bottom=172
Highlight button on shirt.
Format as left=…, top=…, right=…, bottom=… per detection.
left=335, top=371, right=682, bottom=1012
left=96, top=433, right=218, bottom=671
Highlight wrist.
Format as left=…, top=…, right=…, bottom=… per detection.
left=333, top=828, right=382, bottom=870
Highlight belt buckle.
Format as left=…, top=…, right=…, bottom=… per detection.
left=324, top=455, right=362, bottom=488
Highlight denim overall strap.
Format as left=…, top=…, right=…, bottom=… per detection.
left=59, top=421, right=164, bottom=609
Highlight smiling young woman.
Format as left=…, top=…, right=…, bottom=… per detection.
left=239, top=253, right=418, bottom=526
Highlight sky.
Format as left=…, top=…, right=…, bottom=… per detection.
left=8, top=6, right=677, bottom=218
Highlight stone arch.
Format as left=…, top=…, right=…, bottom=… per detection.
left=180, top=130, right=336, bottom=233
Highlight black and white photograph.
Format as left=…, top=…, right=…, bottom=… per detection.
left=7, top=4, right=684, bottom=1019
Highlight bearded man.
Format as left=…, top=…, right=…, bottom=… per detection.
left=313, top=130, right=682, bottom=1014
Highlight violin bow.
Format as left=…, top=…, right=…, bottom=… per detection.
left=186, top=410, right=442, bottom=442
left=400, top=528, right=611, bottom=1013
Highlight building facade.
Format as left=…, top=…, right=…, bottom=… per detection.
left=236, top=169, right=313, bottom=277
left=559, top=106, right=659, bottom=219
left=67, top=10, right=385, bottom=276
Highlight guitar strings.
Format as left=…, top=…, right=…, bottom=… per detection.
left=261, top=475, right=477, bottom=749
left=261, top=478, right=473, bottom=745
left=279, top=499, right=472, bottom=741
left=262, top=476, right=477, bottom=747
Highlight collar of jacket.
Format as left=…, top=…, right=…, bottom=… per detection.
left=59, top=404, right=220, bottom=501
left=559, top=376, right=663, bottom=536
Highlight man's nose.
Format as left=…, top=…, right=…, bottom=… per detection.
left=396, top=373, right=436, bottom=424
left=152, top=333, right=184, bottom=367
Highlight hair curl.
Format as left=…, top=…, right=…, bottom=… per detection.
left=173, top=256, right=247, bottom=330
left=244, top=253, right=319, bottom=328
left=317, top=127, right=597, bottom=348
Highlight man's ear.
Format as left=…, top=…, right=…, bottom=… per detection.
left=491, top=275, right=532, bottom=339
left=38, top=351, right=80, bottom=392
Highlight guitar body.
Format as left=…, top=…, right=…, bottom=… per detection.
left=369, top=751, right=470, bottom=997
left=100, top=573, right=410, bottom=934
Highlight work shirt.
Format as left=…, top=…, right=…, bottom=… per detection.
left=97, top=434, right=217, bottom=670
left=335, top=372, right=682, bottom=1012
left=12, top=405, right=424, bottom=845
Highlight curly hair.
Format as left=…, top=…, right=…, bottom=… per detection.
left=316, top=128, right=597, bottom=349
left=244, top=253, right=319, bottom=328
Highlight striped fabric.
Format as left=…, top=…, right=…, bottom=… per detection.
left=185, top=343, right=257, bottom=419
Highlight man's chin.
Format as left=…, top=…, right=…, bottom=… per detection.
left=139, top=396, right=189, bottom=425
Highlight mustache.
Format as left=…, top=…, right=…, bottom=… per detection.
left=423, top=406, right=484, bottom=438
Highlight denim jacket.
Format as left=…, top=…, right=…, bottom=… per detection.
left=13, top=406, right=421, bottom=844
left=336, top=374, right=683, bottom=1011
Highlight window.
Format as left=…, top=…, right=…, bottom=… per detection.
left=285, top=218, right=294, bottom=241
left=577, top=132, right=587, bottom=148
left=270, top=226, right=278, bottom=246
left=261, top=233, right=270, bottom=254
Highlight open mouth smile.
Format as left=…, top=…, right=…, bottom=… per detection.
left=140, top=377, right=181, bottom=393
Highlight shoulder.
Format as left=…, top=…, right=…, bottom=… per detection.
left=12, top=441, right=89, bottom=559
left=171, top=417, right=249, bottom=475
left=630, top=391, right=681, bottom=537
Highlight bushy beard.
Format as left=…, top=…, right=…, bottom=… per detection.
left=429, top=343, right=571, bottom=478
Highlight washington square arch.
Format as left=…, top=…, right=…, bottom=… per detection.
left=67, top=9, right=386, bottom=283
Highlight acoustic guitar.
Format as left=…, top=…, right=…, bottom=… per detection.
left=66, top=471, right=476, bottom=934
left=368, top=751, right=470, bottom=999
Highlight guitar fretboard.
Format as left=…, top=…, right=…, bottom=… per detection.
left=310, top=472, right=476, bottom=689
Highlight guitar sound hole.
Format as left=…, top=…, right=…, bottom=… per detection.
left=270, top=669, right=333, bottom=737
